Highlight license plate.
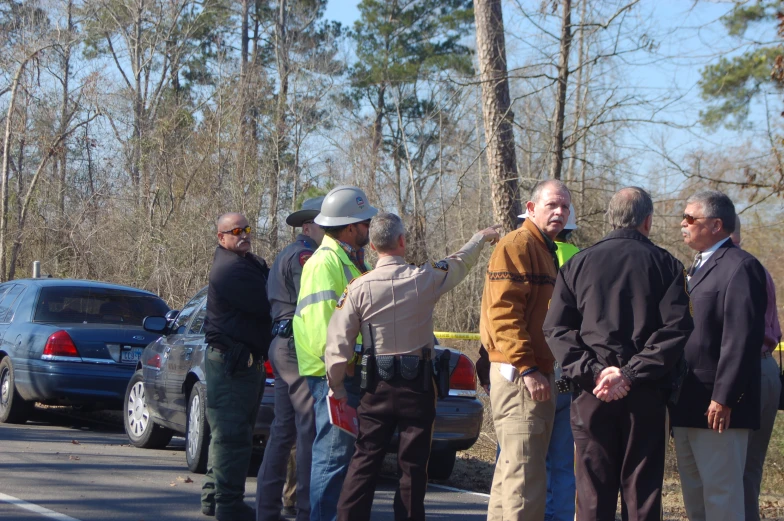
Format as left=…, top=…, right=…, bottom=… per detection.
left=120, top=347, right=144, bottom=363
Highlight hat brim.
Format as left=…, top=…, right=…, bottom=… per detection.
left=286, top=209, right=320, bottom=227
left=314, top=206, right=378, bottom=227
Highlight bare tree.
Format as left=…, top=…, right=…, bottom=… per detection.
left=474, top=0, right=522, bottom=232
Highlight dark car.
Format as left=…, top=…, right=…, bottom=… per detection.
left=0, top=279, right=170, bottom=424
left=125, top=287, right=483, bottom=480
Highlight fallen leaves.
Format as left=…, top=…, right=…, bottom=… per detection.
left=69, top=455, right=80, bottom=461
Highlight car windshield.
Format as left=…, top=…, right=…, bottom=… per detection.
left=34, top=287, right=169, bottom=325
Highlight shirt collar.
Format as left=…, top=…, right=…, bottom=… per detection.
left=376, top=255, right=406, bottom=268
left=296, top=233, right=318, bottom=249
left=336, top=239, right=367, bottom=272
left=700, top=236, right=730, bottom=255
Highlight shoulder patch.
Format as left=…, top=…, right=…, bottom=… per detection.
left=298, top=250, right=313, bottom=267
left=431, top=260, right=449, bottom=272
left=336, top=287, right=349, bottom=309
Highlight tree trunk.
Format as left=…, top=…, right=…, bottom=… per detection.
left=269, top=0, right=288, bottom=253
left=549, top=0, right=572, bottom=181
left=474, top=0, right=521, bottom=232
left=57, top=0, right=74, bottom=268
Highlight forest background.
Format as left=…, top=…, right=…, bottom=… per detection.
left=0, top=0, right=780, bottom=334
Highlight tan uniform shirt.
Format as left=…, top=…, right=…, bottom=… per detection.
left=325, top=232, right=487, bottom=399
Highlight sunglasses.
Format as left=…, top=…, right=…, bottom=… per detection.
left=220, top=226, right=252, bottom=236
left=682, top=214, right=713, bottom=225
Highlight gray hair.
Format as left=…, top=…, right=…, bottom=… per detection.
left=530, top=179, right=571, bottom=203
left=369, top=212, right=406, bottom=252
left=686, top=190, right=736, bottom=233
left=607, top=187, right=653, bottom=229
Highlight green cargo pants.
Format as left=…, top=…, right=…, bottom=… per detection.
left=201, top=346, right=263, bottom=516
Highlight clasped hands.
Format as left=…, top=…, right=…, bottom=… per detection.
left=593, top=367, right=631, bottom=402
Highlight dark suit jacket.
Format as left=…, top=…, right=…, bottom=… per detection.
left=669, top=238, right=767, bottom=430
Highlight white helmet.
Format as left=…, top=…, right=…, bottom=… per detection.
left=518, top=204, right=577, bottom=230
left=313, top=186, right=378, bottom=226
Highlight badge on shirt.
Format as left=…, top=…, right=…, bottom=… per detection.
left=299, top=250, right=313, bottom=267
left=431, top=260, right=449, bottom=272
left=336, top=288, right=349, bottom=309
left=248, top=353, right=254, bottom=367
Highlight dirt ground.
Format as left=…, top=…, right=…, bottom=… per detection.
left=433, top=340, right=784, bottom=520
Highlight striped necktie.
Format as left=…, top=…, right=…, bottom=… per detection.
left=687, top=252, right=702, bottom=277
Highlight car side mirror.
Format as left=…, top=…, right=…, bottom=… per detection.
left=143, top=316, right=169, bottom=333
left=165, top=309, right=179, bottom=321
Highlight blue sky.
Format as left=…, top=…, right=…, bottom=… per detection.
left=321, top=1, right=779, bottom=199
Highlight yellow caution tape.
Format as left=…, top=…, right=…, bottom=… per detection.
left=434, top=331, right=480, bottom=341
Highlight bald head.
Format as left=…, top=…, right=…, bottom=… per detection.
left=607, top=187, right=653, bottom=235
left=216, top=212, right=251, bottom=256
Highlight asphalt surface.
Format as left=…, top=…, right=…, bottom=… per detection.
left=0, top=409, right=489, bottom=521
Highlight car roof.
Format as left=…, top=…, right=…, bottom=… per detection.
left=10, top=278, right=161, bottom=297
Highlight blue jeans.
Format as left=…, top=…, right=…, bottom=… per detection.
left=545, top=392, right=576, bottom=521
left=306, top=376, right=360, bottom=521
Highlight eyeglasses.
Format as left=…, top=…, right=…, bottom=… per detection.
left=682, top=214, right=713, bottom=225
left=220, top=226, right=252, bottom=236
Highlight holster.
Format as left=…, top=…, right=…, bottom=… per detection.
left=271, top=319, right=293, bottom=338
left=436, top=349, right=451, bottom=399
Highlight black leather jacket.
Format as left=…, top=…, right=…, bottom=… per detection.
left=204, top=246, right=272, bottom=358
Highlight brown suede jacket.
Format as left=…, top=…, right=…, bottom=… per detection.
left=480, top=218, right=558, bottom=375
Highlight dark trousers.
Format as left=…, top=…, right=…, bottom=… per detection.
left=201, top=346, right=263, bottom=516
left=337, top=377, right=436, bottom=521
left=571, top=386, right=666, bottom=521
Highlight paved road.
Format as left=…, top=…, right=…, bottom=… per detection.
left=0, top=410, right=488, bottom=521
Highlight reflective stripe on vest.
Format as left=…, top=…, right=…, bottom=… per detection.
left=294, top=289, right=338, bottom=318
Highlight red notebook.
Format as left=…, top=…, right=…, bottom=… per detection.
left=327, top=395, right=359, bottom=437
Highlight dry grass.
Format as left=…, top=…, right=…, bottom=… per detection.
left=436, top=341, right=784, bottom=520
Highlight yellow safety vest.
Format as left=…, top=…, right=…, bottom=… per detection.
left=555, top=241, right=580, bottom=267
left=293, top=235, right=370, bottom=377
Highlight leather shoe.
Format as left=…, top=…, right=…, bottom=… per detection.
left=215, top=502, right=255, bottom=521
left=202, top=504, right=215, bottom=516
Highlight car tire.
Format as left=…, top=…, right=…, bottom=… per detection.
left=186, top=382, right=210, bottom=474
left=427, top=449, right=457, bottom=481
left=124, top=370, right=173, bottom=449
left=0, top=357, right=33, bottom=424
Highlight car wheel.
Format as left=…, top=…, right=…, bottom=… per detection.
left=124, top=370, right=173, bottom=449
left=427, top=449, right=457, bottom=481
left=0, top=357, right=33, bottom=424
left=186, top=382, right=210, bottom=474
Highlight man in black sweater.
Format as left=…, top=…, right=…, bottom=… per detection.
left=201, top=212, right=271, bottom=521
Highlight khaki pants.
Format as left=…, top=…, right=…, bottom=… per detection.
left=674, top=426, right=749, bottom=521
left=743, top=354, right=782, bottom=521
left=488, top=363, right=556, bottom=521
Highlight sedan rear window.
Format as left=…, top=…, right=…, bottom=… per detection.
left=34, top=287, right=169, bottom=325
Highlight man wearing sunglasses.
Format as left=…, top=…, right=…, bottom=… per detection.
left=293, top=185, right=377, bottom=521
left=256, top=197, right=325, bottom=521
left=670, top=191, right=767, bottom=521
left=202, top=212, right=272, bottom=521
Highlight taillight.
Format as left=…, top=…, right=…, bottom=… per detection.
left=264, top=360, right=274, bottom=379
left=41, top=330, right=81, bottom=360
left=147, top=354, right=162, bottom=369
left=449, top=354, right=477, bottom=393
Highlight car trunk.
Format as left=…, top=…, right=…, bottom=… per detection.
left=40, top=323, right=160, bottom=364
